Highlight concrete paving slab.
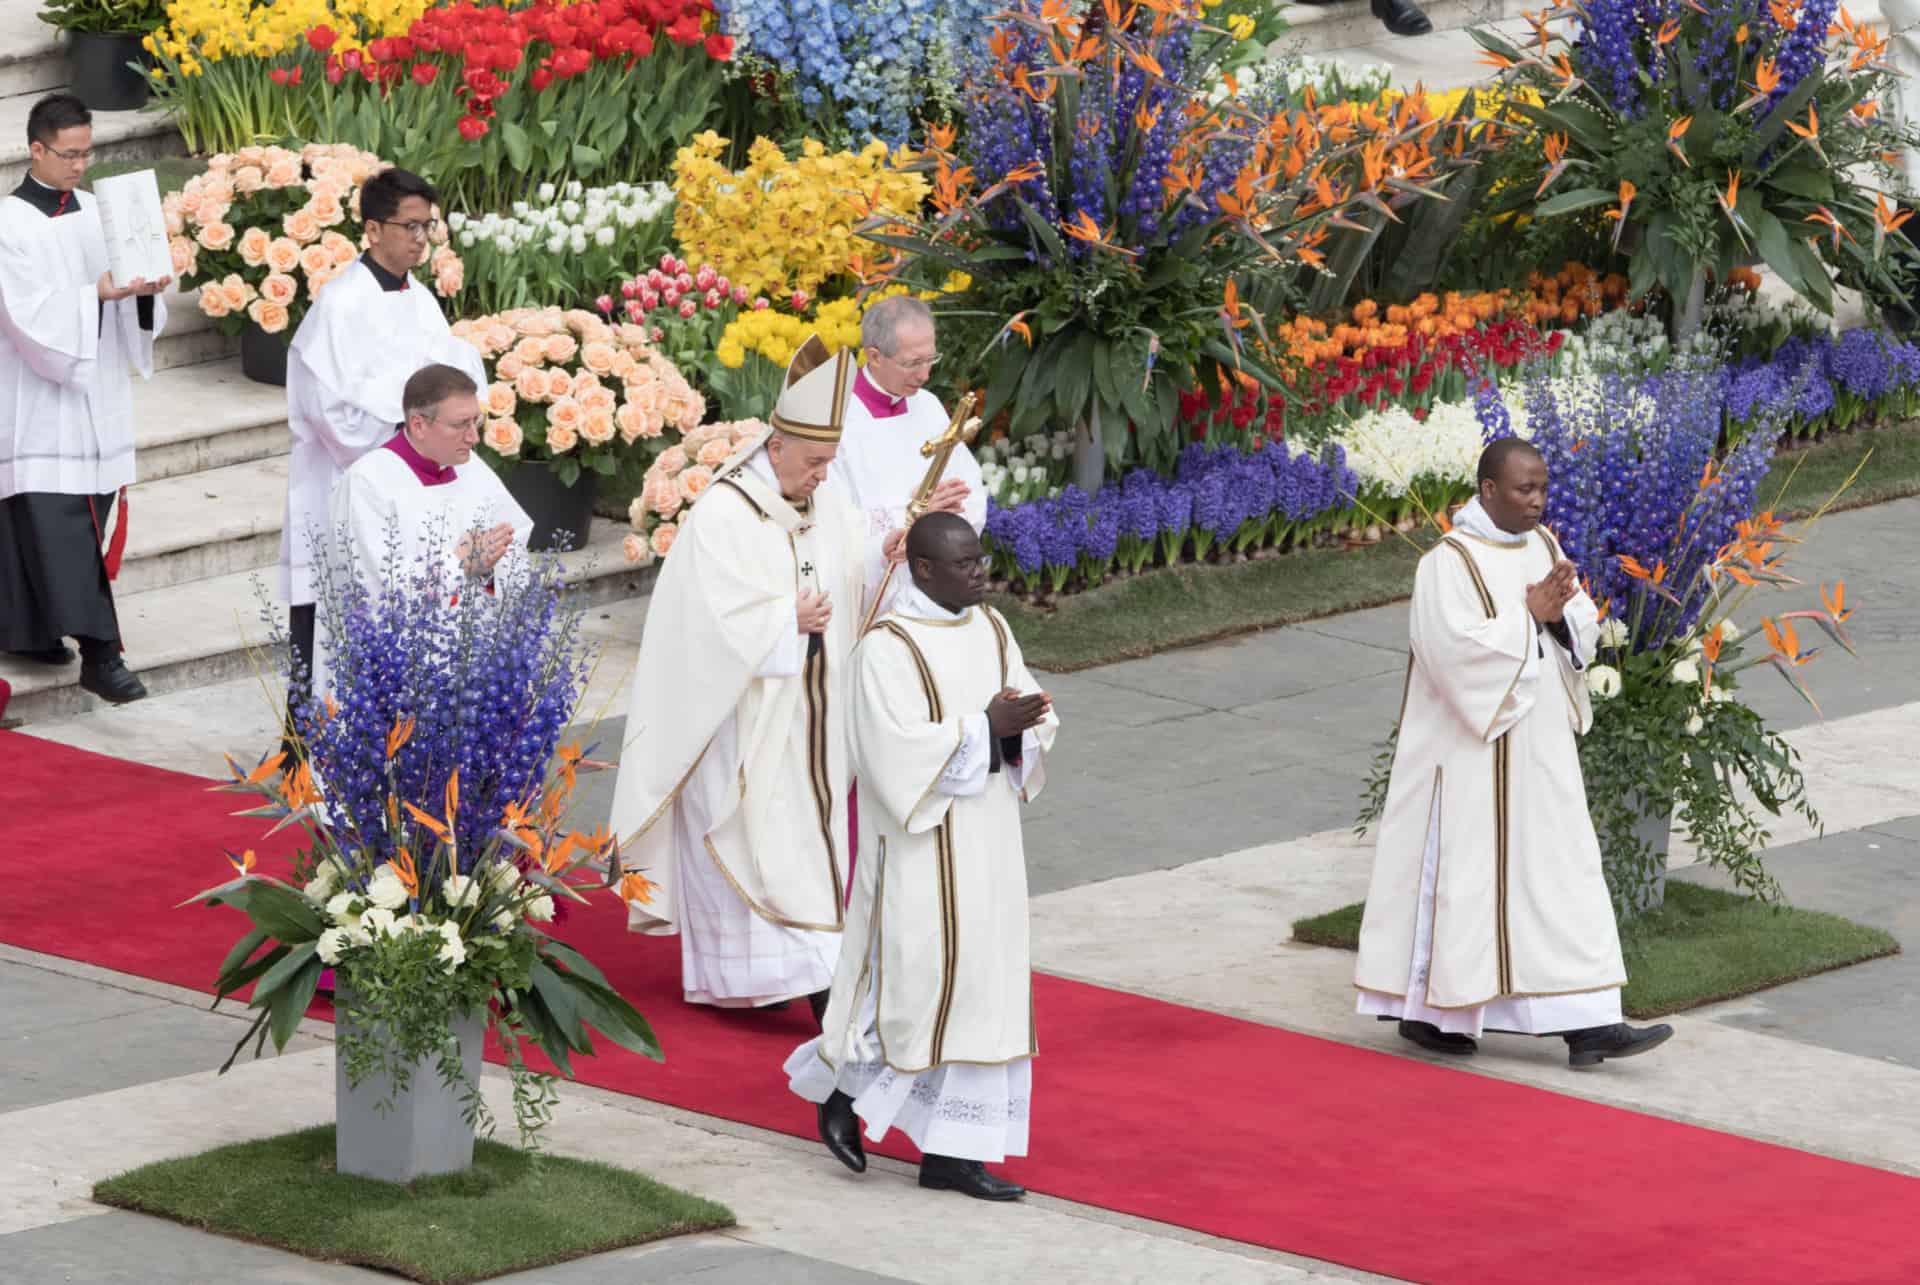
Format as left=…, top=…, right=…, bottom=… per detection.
left=0, top=1210, right=384, bottom=1283
left=1077, top=626, right=1407, bottom=713
left=496, top=1236, right=909, bottom=1283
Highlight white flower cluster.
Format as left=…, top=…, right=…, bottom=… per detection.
left=1329, top=392, right=1531, bottom=496
left=978, top=430, right=1073, bottom=507
left=1207, top=54, right=1394, bottom=108
left=304, top=857, right=551, bottom=973
left=450, top=181, right=674, bottom=258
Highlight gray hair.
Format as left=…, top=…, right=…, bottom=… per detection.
left=861, top=294, right=934, bottom=356
left=402, top=363, right=478, bottom=422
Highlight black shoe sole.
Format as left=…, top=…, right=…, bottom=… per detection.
left=79, top=678, right=148, bottom=704
left=1569, top=1026, right=1673, bottom=1069
left=918, top=1173, right=1025, bottom=1201
left=818, top=1104, right=866, bottom=1174
left=1398, top=1025, right=1478, bottom=1056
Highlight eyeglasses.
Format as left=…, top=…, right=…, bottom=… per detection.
left=40, top=145, right=94, bottom=162
left=376, top=218, right=441, bottom=239
left=881, top=350, right=941, bottom=371
left=429, top=413, right=483, bottom=435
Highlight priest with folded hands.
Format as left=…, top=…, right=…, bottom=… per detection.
left=608, top=335, right=867, bottom=1021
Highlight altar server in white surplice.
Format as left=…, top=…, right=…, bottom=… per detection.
left=829, top=295, right=985, bottom=619
left=282, top=166, right=483, bottom=697
left=1355, top=438, right=1673, bottom=1070
left=317, top=364, right=530, bottom=686
left=608, top=335, right=866, bottom=1019
left=788, top=511, right=1056, bottom=1204
left=0, top=94, right=169, bottom=705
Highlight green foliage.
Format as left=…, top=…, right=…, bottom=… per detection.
left=39, top=0, right=164, bottom=35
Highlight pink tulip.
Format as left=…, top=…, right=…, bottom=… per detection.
left=657, top=252, right=676, bottom=272
left=752, top=296, right=769, bottom=310
left=790, top=290, right=809, bottom=311
left=645, top=268, right=666, bottom=289
left=621, top=279, right=640, bottom=300
left=651, top=326, right=666, bottom=343
left=703, top=288, right=723, bottom=309
left=733, top=285, right=750, bottom=305
left=715, top=275, right=731, bottom=294
left=595, top=294, right=613, bottom=315
left=674, top=272, right=694, bottom=292
left=626, top=299, right=644, bottom=322
left=661, top=285, right=681, bottom=306
left=678, top=298, right=698, bottom=319
left=639, top=288, right=660, bottom=311
left=694, top=264, right=716, bottom=291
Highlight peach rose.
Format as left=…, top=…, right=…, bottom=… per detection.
left=237, top=226, right=272, bottom=267
left=545, top=422, right=579, bottom=454
left=177, top=190, right=203, bottom=219
left=233, top=164, right=264, bottom=194
left=696, top=438, right=732, bottom=468
left=676, top=389, right=707, bottom=428
left=545, top=368, right=573, bottom=400
left=434, top=265, right=462, bottom=297
left=430, top=245, right=458, bottom=273
left=265, top=236, right=301, bottom=273
left=307, top=191, right=346, bottom=227
left=677, top=465, right=715, bottom=502
left=609, top=350, right=638, bottom=381
left=580, top=340, right=618, bottom=376
left=546, top=397, right=584, bottom=434
left=617, top=322, right=650, bottom=348
left=496, top=352, right=526, bottom=380
left=265, top=157, right=302, bottom=187
left=622, top=532, right=650, bottom=565
left=170, top=237, right=197, bottom=276
left=483, top=417, right=523, bottom=456
left=655, top=445, right=688, bottom=474
left=259, top=272, right=298, bottom=306
left=623, top=361, right=659, bottom=392
left=485, top=322, right=515, bottom=353
left=321, top=230, right=356, bottom=267
left=195, top=221, right=236, bottom=252
left=627, top=495, right=649, bottom=527
left=307, top=264, right=336, bottom=294
left=581, top=409, right=617, bottom=445
left=514, top=367, right=551, bottom=404
left=248, top=298, right=290, bottom=334
left=201, top=177, right=235, bottom=207
left=513, top=337, right=546, bottom=367
left=299, top=243, right=333, bottom=279
left=615, top=403, right=646, bottom=444
left=198, top=286, right=231, bottom=319
left=220, top=275, right=254, bottom=310
left=578, top=386, right=617, bottom=417
left=283, top=208, right=321, bottom=244
left=642, top=473, right=682, bottom=517
left=542, top=334, right=578, bottom=365
left=649, top=522, right=679, bottom=558
left=485, top=382, right=517, bottom=418
left=516, top=313, right=557, bottom=338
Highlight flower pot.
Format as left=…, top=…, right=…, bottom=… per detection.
left=64, top=31, right=153, bottom=113
left=240, top=319, right=288, bottom=386
left=501, top=463, right=598, bottom=553
left=335, top=994, right=484, bottom=1184
left=1613, top=796, right=1672, bottom=914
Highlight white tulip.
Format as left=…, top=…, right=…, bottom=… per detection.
left=1586, top=665, right=1622, bottom=700
left=537, top=182, right=556, bottom=203
left=594, top=226, right=615, bottom=246
left=1668, top=658, right=1700, bottom=686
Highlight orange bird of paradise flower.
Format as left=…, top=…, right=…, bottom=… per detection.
left=1603, top=179, right=1635, bottom=250
left=1821, top=581, right=1853, bottom=623
left=1666, top=116, right=1693, bottom=168
left=618, top=869, right=658, bottom=906
left=227, top=848, right=257, bottom=878
left=1536, top=132, right=1570, bottom=197
left=385, top=714, right=415, bottom=761
left=1874, top=193, right=1914, bottom=257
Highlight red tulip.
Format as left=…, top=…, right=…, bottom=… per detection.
left=457, top=115, right=489, bottom=141
left=411, top=62, right=438, bottom=86
left=269, top=67, right=291, bottom=86
left=306, top=24, right=338, bottom=52
left=341, top=47, right=364, bottom=72
left=530, top=67, right=554, bottom=91
left=325, top=55, right=344, bottom=84
left=704, top=33, right=734, bottom=61
left=790, top=290, right=809, bottom=311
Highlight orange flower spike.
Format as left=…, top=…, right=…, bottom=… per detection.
left=1876, top=192, right=1914, bottom=233
left=444, top=768, right=460, bottom=824
left=1652, top=560, right=1668, bottom=586
left=1656, top=17, right=1681, bottom=42
left=1787, top=104, right=1819, bottom=141
left=1853, top=99, right=1880, bottom=121
left=404, top=801, right=451, bottom=843
left=1478, top=49, right=1518, bottom=71
left=1752, top=57, right=1780, bottom=96
left=1735, top=22, right=1749, bottom=41
left=385, top=715, right=415, bottom=761
left=1701, top=622, right=1726, bottom=665
left=391, top=849, right=419, bottom=899
left=1667, top=115, right=1693, bottom=167
left=1822, top=580, right=1852, bottom=622
left=1619, top=554, right=1652, bottom=581
left=1536, top=132, right=1570, bottom=197
left=1769, top=0, right=1796, bottom=30
left=619, top=870, right=659, bottom=906
left=1130, top=48, right=1165, bottom=79
left=1006, top=314, right=1033, bottom=347
left=227, top=848, right=257, bottom=878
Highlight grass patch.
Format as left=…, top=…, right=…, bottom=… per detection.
left=997, top=419, right=1920, bottom=672
left=92, top=1125, right=734, bottom=1285
left=1290, top=880, right=1898, bottom=1019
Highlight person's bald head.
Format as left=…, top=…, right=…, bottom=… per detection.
left=907, top=512, right=987, bottom=612
left=1476, top=437, right=1548, bottom=535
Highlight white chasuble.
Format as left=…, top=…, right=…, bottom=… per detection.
left=819, top=596, right=1056, bottom=1074
left=830, top=389, right=986, bottom=619
left=607, top=447, right=865, bottom=1005
left=0, top=190, right=164, bottom=499
left=281, top=258, right=484, bottom=604
left=1355, top=513, right=1626, bottom=1032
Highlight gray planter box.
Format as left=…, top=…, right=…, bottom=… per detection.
left=334, top=990, right=484, bottom=1184
left=1624, top=800, right=1673, bottom=913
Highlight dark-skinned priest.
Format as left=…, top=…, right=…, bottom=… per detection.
left=788, top=511, right=1058, bottom=1203
left=1354, top=437, right=1673, bottom=1069
left=1, top=93, right=171, bottom=704
left=608, top=336, right=866, bottom=1020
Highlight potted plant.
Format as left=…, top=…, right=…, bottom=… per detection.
left=39, top=0, right=165, bottom=112
left=451, top=305, right=706, bottom=551
left=187, top=542, right=662, bottom=1177
left=166, top=143, right=465, bottom=386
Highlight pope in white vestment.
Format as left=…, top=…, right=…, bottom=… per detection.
left=1355, top=439, right=1671, bottom=1069
left=608, top=337, right=867, bottom=1014
left=788, top=512, right=1056, bottom=1202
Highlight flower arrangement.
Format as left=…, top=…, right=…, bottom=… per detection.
left=1474, top=0, right=1920, bottom=328
left=620, top=417, right=767, bottom=563
left=1728, top=327, right=1920, bottom=440
left=190, top=543, right=660, bottom=1146
left=670, top=131, right=928, bottom=300
left=978, top=429, right=1075, bottom=508
left=982, top=441, right=1359, bottom=596
left=1330, top=390, right=1532, bottom=532
left=450, top=180, right=676, bottom=315
left=167, top=142, right=462, bottom=342
left=450, top=305, right=705, bottom=486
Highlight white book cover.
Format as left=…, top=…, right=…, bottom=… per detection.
left=91, top=169, right=173, bottom=288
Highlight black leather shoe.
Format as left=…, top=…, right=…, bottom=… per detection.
left=1563, top=1021, right=1673, bottom=1069
left=1398, top=1020, right=1478, bottom=1055
left=1372, top=0, right=1433, bottom=35
left=79, top=654, right=148, bottom=704
left=817, top=1089, right=866, bottom=1173
left=9, top=646, right=78, bottom=665
left=918, top=1154, right=1025, bottom=1201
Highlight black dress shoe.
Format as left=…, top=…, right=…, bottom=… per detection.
left=918, top=1154, right=1025, bottom=1201
left=1398, top=1020, right=1478, bottom=1055
left=1372, top=0, right=1433, bottom=35
left=79, top=654, right=148, bottom=704
left=817, top=1089, right=866, bottom=1173
left=8, top=646, right=77, bottom=665
left=1563, top=1021, right=1674, bottom=1069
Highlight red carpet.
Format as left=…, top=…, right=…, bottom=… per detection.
left=5, top=728, right=1919, bottom=1284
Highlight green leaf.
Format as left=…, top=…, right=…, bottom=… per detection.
left=249, top=940, right=319, bottom=1009
left=1536, top=187, right=1621, bottom=218
left=1746, top=75, right=1821, bottom=162
left=218, top=943, right=290, bottom=998
left=216, top=926, right=271, bottom=988
left=500, top=120, right=531, bottom=172
left=1750, top=206, right=1807, bottom=298
left=571, top=143, right=603, bottom=171
left=1768, top=164, right=1835, bottom=202
left=1053, top=331, right=1094, bottom=425
left=199, top=879, right=326, bottom=945
left=268, top=956, right=323, bottom=1052
left=1787, top=235, right=1834, bottom=313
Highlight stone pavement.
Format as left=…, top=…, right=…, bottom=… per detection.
left=6, top=496, right=1919, bottom=1281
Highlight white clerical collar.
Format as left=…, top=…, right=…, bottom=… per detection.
left=895, top=582, right=970, bottom=623
left=27, top=174, right=56, bottom=191
left=1450, top=497, right=1530, bottom=548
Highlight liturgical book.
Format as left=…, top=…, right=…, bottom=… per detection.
left=90, top=169, right=172, bottom=287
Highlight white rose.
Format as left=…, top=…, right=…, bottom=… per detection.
left=1706, top=683, right=1733, bottom=704
left=325, top=890, right=363, bottom=926
left=1684, top=712, right=1705, bottom=736
left=360, top=907, right=397, bottom=937
left=487, top=860, right=522, bottom=892
left=317, top=926, right=354, bottom=964
left=525, top=893, right=555, bottom=923
left=435, top=921, right=467, bottom=971
left=443, top=874, right=482, bottom=908
left=1586, top=664, right=1622, bottom=700
left=492, top=909, right=515, bottom=933
left=1596, top=619, right=1630, bottom=650
left=1669, top=657, right=1700, bottom=686
left=366, top=864, right=410, bottom=910
left=304, top=863, right=340, bottom=904
left=1718, top=620, right=1741, bottom=643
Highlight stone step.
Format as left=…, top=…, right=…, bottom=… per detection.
left=118, top=456, right=288, bottom=595
left=0, top=520, right=656, bottom=726
left=135, top=355, right=288, bottom=483
left=0, top=88, right=185, bottom=193
left=0, top=9, right=63, bottom=101
left=153, top=286, right=240, bottom=372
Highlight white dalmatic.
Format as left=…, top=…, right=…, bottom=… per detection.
left=1355, top=499, right=1626, bottom=1038
left=281, top=258, right=485, bottom=604
left=0, top=187, right=164, bottom=499
left=608, top=444, right=866, bottom=1008
left=315, top=446, right=533, bottom=688
left=830, top=384, right=985, bottom=619
left=787, top=584, right=1056, bottom=1163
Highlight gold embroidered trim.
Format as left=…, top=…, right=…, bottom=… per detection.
left=801, top=636, right=845, bottom=913
left=984, top=606, right=1011, bottom=687
left=698, top=831, right=843, bottom=933
left=1494, top=731, right=1512, bottom=994
left=614, top=746, right=707, bottom=853
left=930, top=811, right=959, bottom=1063
left=1439, top=536, right=1496, bottom=617
left=891, top=609, right=974, bottom=629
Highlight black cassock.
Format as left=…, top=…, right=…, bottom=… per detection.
left=0, top=177, right=151, bottom=657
